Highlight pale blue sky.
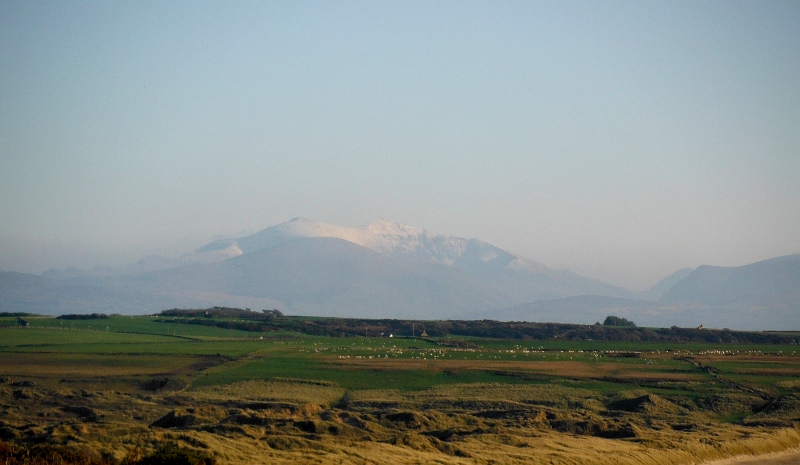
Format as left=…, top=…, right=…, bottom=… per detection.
left=1, top=1, right=798, bottom=289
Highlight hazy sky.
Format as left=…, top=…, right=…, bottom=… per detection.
left=1, top=1, right=798, bottom=290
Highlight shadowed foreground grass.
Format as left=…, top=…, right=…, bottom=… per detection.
left=0, top=441, right=214, bottom=465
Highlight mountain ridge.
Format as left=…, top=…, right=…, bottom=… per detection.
left=206, top=217, right=550, bottom=273
left=1, top=218, right=628, bottom=318
left=660, top=254, right=800, bottom=306
left=2, top=219, right=797, bottom=329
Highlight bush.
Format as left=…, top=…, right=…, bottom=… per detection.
left=603, top=316, right=636, bottom=327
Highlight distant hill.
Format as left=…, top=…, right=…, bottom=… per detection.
left=185, top=217, right=634, bottom=317
left=484, top=255, right=800, bottom=330
left=660, top=254, right=800, bottom=306
left=636, top=268, right=695, bottom=301
left=130, top=233, right=629, bottom=319
left=0, top=218, right=627, bottom=318
left=2, top=219, right=797, bottom=329
left=221, top=217, right=551, bottom=271
left=0, top=270, right=170, bottom=314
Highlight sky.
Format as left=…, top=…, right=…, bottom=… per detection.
left=1, top=1, right=799, bottom=290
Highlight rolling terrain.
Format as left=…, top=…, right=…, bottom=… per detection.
left=2, top=310, right=800, bottom=464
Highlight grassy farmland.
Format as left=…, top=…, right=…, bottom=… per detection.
left=2, top=311, right=800, bottom=464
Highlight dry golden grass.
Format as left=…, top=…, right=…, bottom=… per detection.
left=777, top=380, right=800, bottom=390
left=132, top=423, right=800, bottom=465
left=4, top=326, right=800, bottom=465
left=189, top=379, right=345, bottom=406
left=346, top=382, right=599, bottom=409
left=4, top=378, right=800, bottom=465
left=703, top=447, right=800, bottom=465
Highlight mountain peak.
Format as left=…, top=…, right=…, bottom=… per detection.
left=219, top=218, right=547, bottom=270
left=361, top=218, right=424, bottom=238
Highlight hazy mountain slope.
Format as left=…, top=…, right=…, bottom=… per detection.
left=11, top=218, right=797, bottom=329
left=0, top=272, right=58, bottom=311
left=216, top=237, right=501, bottom=318
left=1, top=268, right=282, bottom=315
left=0, top=271, right=175, bottom=314
left=485, top=294, right=800, bottom=331
left=139, top=235, right=628, bottom=318
left=210, top=217, right=630, bottom=302
left=32, top=217, right=627, bottom=308
left=2, top=236, right=628, bottom=319
left=636, top=268, right=695, bottom=301
left=134, top=218, right=622, bottom=315
left=40, top=248, right=243, bottom=281
left=660, top=254, right=800, bottom=306
left=39, top=256, right=182, bottom=280
left=482, top=254, right=800, bottom=330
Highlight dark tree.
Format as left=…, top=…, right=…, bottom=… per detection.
left=602, top=316, right=636, bottom=327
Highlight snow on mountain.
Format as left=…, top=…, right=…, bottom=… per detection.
left=221, top=217, right=547, bottom=271
left=17, top=217, right=798, bottom=327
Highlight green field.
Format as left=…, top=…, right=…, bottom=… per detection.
left=3, top=314, right=799, bottom=395
left=2, top=313, right=800, bottom=464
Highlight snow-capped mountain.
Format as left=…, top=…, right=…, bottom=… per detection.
left=194, top=217, right=547, bottom=272
left=3, top=217, right=798, bottom=328
left=7, top=217, right=627, bottom=318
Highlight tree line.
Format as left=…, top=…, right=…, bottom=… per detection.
left=156, top=308, right=798, bottom=345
